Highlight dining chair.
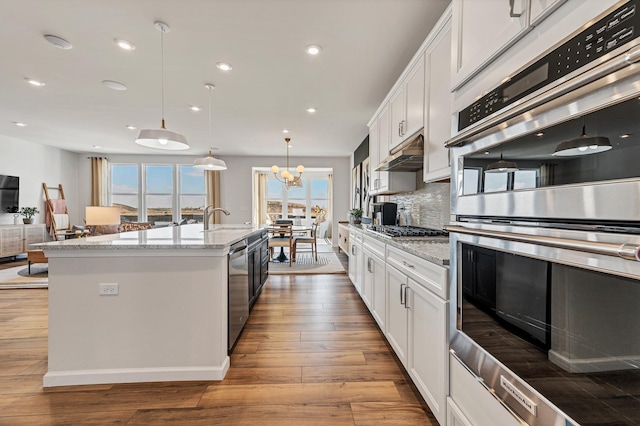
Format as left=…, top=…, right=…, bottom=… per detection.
left=268, top=222, right=294, bottom=267
left=292, top=222, right=318, bottom=262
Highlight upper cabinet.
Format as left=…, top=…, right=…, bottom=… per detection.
left=451, top=0, right=532, bottom=90
left=389, top=56, right=425, bottom=151
left=424, top=14, right=452, bottom=183
left=529, top=0, right=567, bottom=26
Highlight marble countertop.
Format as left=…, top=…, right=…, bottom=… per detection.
left=349, top=224, right=450, bottom=266
left=32, top=224, right=265, bottom=251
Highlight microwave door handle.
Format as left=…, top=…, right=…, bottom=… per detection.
left=445, top=225, right=640, bottom=261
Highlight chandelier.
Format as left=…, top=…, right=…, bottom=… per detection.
left=271, top=138, right=304, bottom=190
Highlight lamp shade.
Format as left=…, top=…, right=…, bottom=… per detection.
left=85, top=206, right=121, bottom=225
left=193, top=151, right=227, bottom=170
left=485, top=159, right=519, bottom=173
left=135, top=128, right=189, bottom=150
left=553, top=135, right=612, bottom=156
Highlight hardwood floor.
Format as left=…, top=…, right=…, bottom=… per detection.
left=0, top=255, right=437, bottom=425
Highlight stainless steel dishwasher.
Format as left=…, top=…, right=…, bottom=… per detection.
left=228, top=239, right=249, bottom=352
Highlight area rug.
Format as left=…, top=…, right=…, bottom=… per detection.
left=0, top=264, right=48, bottom=289
left=269, top=251, right=346, bottom=275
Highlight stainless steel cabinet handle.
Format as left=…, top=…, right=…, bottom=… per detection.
left=367, top=257, right=373, bottom=273
left=351, top=245, right=355, bottom=256
left=402, top=260, right=415, bottom=268
left=398, top=122, right=402, bottom=137
left=400, top=283, right=406, bottom=305
left=401, top=120, right=406, bottom=136
left=509, top=0, right=522, bottom=17
left=404, top=286, right=410, bottom=310
left=445, top=225, right=640, bottom=261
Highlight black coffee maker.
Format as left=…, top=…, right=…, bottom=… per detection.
left=372, top=202, right=398, bottom=225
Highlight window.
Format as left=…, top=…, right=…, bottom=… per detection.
left=266, top=174, right=330, bottom=222
left=109, top=163, right=205, bottom=223
left=110, top=164, right=139, bottom=221
left=462, top=167, right=540, bottom=194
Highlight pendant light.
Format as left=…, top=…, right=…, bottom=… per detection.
left=486, top=147, right=518, bottom=173
left=553, top=123, right=612, bottom=156
left=135, top=21, right=189, bottom=150
left=271, top=138, right=304, bottom=190
left=193, top=84, right=227, bottom=170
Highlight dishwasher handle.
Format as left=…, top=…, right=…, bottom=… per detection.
left=229, top=243, right=248, bottom=255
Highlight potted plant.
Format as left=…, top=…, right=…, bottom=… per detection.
left=349, top=208, right=363, bottom=225
left=19, top=207, right=39, bottom=224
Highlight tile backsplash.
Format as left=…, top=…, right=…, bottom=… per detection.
left=390, top=180, right=450, bottom=231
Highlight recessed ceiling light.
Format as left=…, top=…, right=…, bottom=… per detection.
left=12, top=121, right=27, bottom=127
left=484, top=151, right=490, bottom=155
left=93, top=145, right=101, bottom=149
left=114, top=38, right=135, bottom=51
left=102, top=80, right=127, bottom=91
left=305, top=44, right=322, bottom=55
left=25, top=78, right=45, bottom=87
left=536, top=132, right=544, bottom=137
left=282, top=129, right=290, bottom=134
left=190, top=106, right=201, bottom=112
left=216, top=62, right=232, bottom=71
left=306, top=107, right=317, bottom=113
left=126, top=125, right=137, bottom=130
left=620, top=133, right=631, bottom=138
left=44, top=34, right=72, bottom=49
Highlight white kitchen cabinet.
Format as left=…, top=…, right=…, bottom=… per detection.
left=424, top=12, right=452, bottom=183
left=348, top=229, right=364, bottom=295
left=363, top=236, right=386, bottom=332
left=451, top=0, right=531, bottom=90
left=369, top=105, right=416, bottom=196
left=386, top=264, right=409, bottom=366
left=389, top=55, right=425, bottom=151
left=447, top=397, right=473, bottom=426
left=530, top=0, right=567, bottom=26
left=407, top=276, right=448, bottom=425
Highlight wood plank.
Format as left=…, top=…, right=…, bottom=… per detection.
left=254, top=340, right=389, bottom=353
left=302, top=364, right=406, bottom=383
left=301, top=330, right=383, bottom=342
left=199, top=382, right=402, bottom=406
left=239, top=330, right=301, bottom=342
left=231, top=351, right=367, bottom=368
left=0, top=410, right=137, bottom=425
left=221, top=367, right=302, bottom=385
left=247, top=314, right=372, bottom=325
left=244, top=323, right=336, bottom=332
left=128, top=404, right=355, bottom=425
left=351, top=402, right=437, bottom=425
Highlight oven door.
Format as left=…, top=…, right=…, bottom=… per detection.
left=448, top=222, right=640, bottom=426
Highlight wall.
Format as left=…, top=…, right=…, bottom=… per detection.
left=77, top=153, right=351, bottom=243
left=0, top=136, right=80, bottom=227
left=390, top=172, right=450, bottom=230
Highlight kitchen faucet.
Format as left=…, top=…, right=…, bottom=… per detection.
left=203, top=205, right=231, bottom=230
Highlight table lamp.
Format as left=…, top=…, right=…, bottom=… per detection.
left=85, top=206, right=121, bottom=235
left=292, top=208, right=303, bottom=226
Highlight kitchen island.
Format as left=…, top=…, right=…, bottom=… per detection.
left=33, top=224, right=264, bottom=388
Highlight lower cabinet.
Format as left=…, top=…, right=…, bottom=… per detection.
left=0, top=224, right=46, bottom=258
left=386, top=260, right=449, bottom=425
left=337, top=223, right=349, bottom=254
left=447, top=397, right=473, bottom=426
left=348, top=230, right=363, bottom=295
left=363, top=247, right=386, bottom=331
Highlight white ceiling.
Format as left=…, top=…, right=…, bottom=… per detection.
left=0, top=0, right=450, bottom=158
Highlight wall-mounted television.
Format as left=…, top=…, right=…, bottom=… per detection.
left=0, top=174, right=19, bottom=213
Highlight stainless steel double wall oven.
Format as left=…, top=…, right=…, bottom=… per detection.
left=447, top=1, right=640, bottom=425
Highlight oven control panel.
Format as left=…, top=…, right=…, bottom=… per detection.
left=458, top=0, right=638, bottom=131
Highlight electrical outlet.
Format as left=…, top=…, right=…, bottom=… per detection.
left=99, top=283, right=119, bottom=295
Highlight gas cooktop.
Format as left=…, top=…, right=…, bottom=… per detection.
left=366, top=225, right=447, bottom=239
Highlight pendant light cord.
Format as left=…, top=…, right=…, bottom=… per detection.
left=161, top=27, right=165, bottom=128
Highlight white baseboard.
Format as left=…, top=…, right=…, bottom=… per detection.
left=43, top=357, right=230, bottom=388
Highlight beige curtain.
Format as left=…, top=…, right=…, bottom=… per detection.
left=254, top=172, right=268, bottom=225
left=327, top=173, right=333, bottom=239
left=205, top=170, right=222, bottom=224
left=90, top=157, right=109, bottom=206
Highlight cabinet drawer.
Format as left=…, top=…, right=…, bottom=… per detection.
left=387, top=245, right=447, bottom=299
left=363, top=234, right=385, bottom=259
left=349, top=229, right=363, bottom=243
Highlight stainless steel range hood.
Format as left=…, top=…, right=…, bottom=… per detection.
left=375, top=131, right=424, bottom=172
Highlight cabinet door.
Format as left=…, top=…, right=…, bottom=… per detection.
left=424, top=17, right=453, bottom=183
left=362, top=249, right=374, bottom=309
left=377, top=105, right=391, bottom=192
left=389, top=88, right=405, bottom=151
left=407, top=278, right=448, bottom=425
left=371, top=253, right=386, bottom=332
left=529, top=0, right=567, bottom=26
left=0, top=227, right=23, bottom=257
left=348, top=239, right=357, bottom=285
left=369, top=120, right=381, bottom=195
left=355, top=242, right=364, bottom=296
left=447, top=397, right=473, bottom=426
left=451, top=0, right=530, bottom=90
left=386, top=265, right=408, bottom=366
left=24, top=224, right=46, bottom=247
left=404, top=55, right=425, bottom=139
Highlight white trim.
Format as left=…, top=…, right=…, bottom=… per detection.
left=548, top=350, right=640, bottom=373
left=43, top=358, right=230, bottom=387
